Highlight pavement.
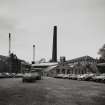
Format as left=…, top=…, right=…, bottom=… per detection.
left=0, top=77, right=105, bottom=105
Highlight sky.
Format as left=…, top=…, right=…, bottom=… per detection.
left=0, top=0, right=105, bottom=62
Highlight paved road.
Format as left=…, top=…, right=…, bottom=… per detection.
left=0, top=77, right=105, bottom=105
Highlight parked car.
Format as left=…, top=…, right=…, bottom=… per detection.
left=10, top=73, right=16, bottom=78
left=0, top=73, right=5, bottom=78
left=0, top=73, right=17, bottom=78
left=102, top=74, right=105, bottom=83
left=92, top=74, right=105, bottom=83
left=77, top=74, right=88, bottom=80
left=69, top=74, right=78, bottom=80
left=15, top=73, right=23, bottom=78
left=83, top=73, right=95, bottom=81
left=62, top=74, right=70, bottom=79
left=2, top=72, right=13, bottom=78
left=22, top=70, right=41, bottom=82
left=55, top=74, right=64, bottom=78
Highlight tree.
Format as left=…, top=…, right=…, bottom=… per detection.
left=98, top=44, right=105, bottom=61
left=9, top=53, right=21, bottom=73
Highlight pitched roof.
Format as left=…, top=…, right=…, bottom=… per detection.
left=44, top=65, right=57, bottom=72
left=32, top=62, right=58, bottom=67
left=67, top=55, right=96, bottom=63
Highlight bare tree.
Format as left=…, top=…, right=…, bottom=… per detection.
left=98, top=44, right=105, bottom=61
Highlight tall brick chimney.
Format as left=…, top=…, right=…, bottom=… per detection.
left=52, top=26, right=57, bottom=62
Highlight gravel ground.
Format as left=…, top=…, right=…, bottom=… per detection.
left=0, top=77, right=105, bottom=105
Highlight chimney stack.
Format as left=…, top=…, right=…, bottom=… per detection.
left=52, top=26, right=57, bottom=62
left=32, top=44, right=35, bottom=64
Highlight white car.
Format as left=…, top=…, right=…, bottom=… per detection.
left=92, top=74, right=105, bottom=82
left=62, top=74, right=70, bottom=79
left=77, top=74, right=88, bottom=80
left=69, top=74, right=78, bottom=80
left=56, top=74, right=65, bottom=78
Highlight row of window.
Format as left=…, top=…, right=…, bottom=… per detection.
left=55, top=68, right=92, bottom=74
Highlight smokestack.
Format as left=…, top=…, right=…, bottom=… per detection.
left=9, top=33, right=11, bottom=56
left=52, top=26, right=57, bottom=62
left=32, top=44, right=35, bottom=64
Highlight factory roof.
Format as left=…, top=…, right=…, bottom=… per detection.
left=44, top=65, right=57, bottom=72
left=31, top=62, right=58, bottom=67
left=67, top=55, right=96, bottom=63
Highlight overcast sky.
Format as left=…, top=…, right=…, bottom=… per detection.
left=0, top=0, right=105, bottom=62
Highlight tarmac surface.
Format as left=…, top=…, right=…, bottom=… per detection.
left=0, top=77, right=105, bottom=105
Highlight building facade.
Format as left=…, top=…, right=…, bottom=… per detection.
left=45, top=56, right=98, bottom=77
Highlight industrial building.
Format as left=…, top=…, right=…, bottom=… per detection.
left=43, top=56, right=98, bottom=77
left=31, top=26, right=101, bottom=77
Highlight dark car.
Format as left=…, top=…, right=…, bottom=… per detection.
left=1, top=72, right=14, bottom=78
left=0, top=73, right=5, bottom=78
left=22, top=70, right=41, bottom=82
left=84, top=74, right=95, bottom=81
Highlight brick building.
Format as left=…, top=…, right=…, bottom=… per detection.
left=44, top=56, right=98, bottom=77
